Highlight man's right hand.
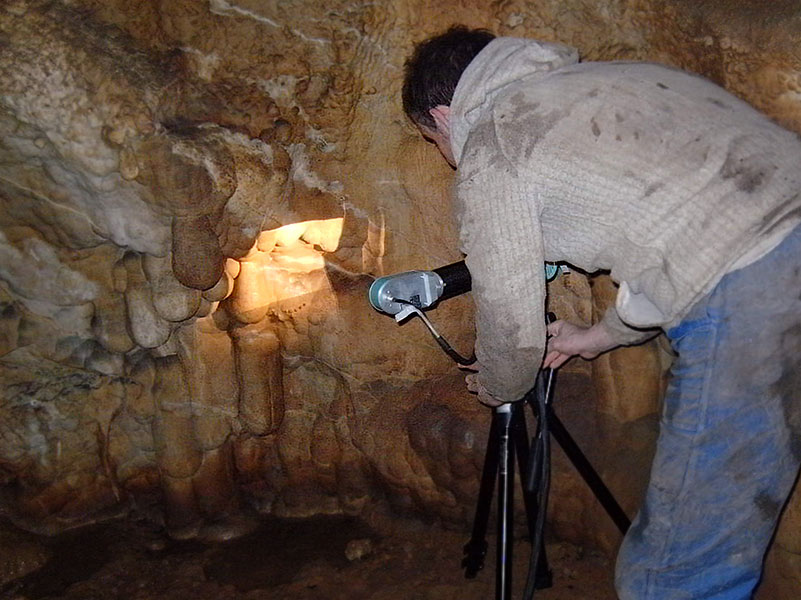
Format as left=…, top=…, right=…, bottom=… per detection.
left=543, top=320, right=619, bottom=369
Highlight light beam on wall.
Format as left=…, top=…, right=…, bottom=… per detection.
left=225, top=218, right=344, bottom=323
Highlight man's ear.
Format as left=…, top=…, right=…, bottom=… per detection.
left=429, top=105, right=452, bottom=136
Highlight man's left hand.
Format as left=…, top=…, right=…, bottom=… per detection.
left=459, top=362, right=504, bottom=407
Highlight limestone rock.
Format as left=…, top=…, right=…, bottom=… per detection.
left=201, top=271, right=234, bottom=303
left=215, top=139, right=292, bottom=259
left=225, top=256, right=272, bottom=324
left=0, top=347, right=134, bottom=532
left=232, top=325, right=284, bottom=436
left=122, top=254, right=172, bottom=349
left=92, top=292, right=135, bottom=354
left=143, top=254, right=202, bottom=323
left=171, top=215, right=225, bottom=291
left=0, top=231, right=99, bottom=306
left=175, top=325, right=237, bottom=452
left=0, top=522, right=49, bottom=586
left=151, top=355, right=201, bottom=480
left=135, top=133, right=236, bottom=218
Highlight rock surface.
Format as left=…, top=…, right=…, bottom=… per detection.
left=0, top=0, right=799, bottom=596
left=0, top=520, right=50, bottom=587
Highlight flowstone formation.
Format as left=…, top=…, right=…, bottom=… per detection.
left=1, top=0, right=800, bottom=597
left=0, top=0, right=474, bottom=545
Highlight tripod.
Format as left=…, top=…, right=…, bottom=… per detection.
left=461, top=365, right=631, bottom=600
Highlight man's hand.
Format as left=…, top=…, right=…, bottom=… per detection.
left=459, top=362, right=504, bottom=407
left=543, top=320, right=619, bottom=369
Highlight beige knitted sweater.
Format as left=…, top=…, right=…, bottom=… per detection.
left=450, top=37, right=801, bottom=402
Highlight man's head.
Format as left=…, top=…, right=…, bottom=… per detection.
left=402, top=26, right=495, bottom=165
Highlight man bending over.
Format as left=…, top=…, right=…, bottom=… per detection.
left=402, top=26, right=801, bottom=600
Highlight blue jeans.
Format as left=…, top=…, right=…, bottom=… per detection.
left=616, top=224, right=801, bottom=599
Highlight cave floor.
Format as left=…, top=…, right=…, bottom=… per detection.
left=3, top=515, right=616, bottom=600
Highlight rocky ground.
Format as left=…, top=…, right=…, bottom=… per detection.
left=0, top=514, right=616, bottom=600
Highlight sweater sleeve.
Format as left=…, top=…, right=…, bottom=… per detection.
left=599, top=305, right=661, bottom=347
left=456, top=169, right=547, bottom=403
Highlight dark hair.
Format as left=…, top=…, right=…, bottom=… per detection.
left=402, top=26, right=495, bottom=129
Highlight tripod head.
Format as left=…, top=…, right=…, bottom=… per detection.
left=369, top=261, right=565, bottom=366
left=369, top=260, right=563, bottom=322
left=368, top=261, right=472, bottom=322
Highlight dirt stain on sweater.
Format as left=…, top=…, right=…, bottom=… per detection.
left=707, top=97, right=731, bottom=110
left=754, top=492, right=782, bottom=522
left=507, top=92, right=567, bottom=151
left=720, top=154, right=769, bottom=193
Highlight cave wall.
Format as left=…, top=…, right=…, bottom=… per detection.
left=1, top=0, right=800, bottom=595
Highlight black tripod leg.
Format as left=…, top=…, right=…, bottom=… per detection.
left=495, top=404, right=514, bottom=600
left=462, top=409, right=500, bottom=578
left=548, top=408, right=631, bottom=535
left=512, top=403, right=553, bottom=590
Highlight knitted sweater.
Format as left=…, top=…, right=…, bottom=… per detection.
left=450, top=37, right=801, bottom=402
